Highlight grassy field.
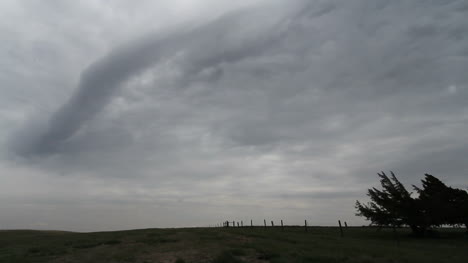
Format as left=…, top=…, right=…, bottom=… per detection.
left=0, top=226, right=466, bottom=263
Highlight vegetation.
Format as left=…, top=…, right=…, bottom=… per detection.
left=0, top=227, right=467, bottom=263
left=1, top=171, right=466, bottom=262
left=356, top=172, right=468, bottom=236
left=415, top=174, right=468, bottom=229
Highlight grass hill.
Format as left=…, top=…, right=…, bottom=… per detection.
left=0, top=226, right=466, bottom=262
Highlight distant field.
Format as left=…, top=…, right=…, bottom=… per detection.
left=0, top=227, right=466, bottom=263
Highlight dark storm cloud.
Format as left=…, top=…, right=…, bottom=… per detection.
left=9, top=0, right=468, bottom=180
left=6, top=0, right=468, bottom=177
left=1, top=0, right=468, bottom=230
left=9, top=0, right=308, bottom=157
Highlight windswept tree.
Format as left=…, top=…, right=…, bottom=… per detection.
left=415, top=174, right=468, bottom=230
left=355, top=171, right=427, bottom=235
left=413, top=174, right=451, bottom=227
left=450, top=187, right=468, bottom=230
left=357, top=172, right=468, bottom=236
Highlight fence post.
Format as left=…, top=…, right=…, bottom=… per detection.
left=271, top=221, right=274, bottom=227
left=237, top=222, right=239, bottom=227
left=338, top=220, right=344, bottom=237
left=281, top=220, right=284, bottom=231
left=241, top=221, right=243, bottom=227
left=264, top=219, right=267, bottom=229
left=251, top=220, right=253, bottom=227
left=233, top=221, right=235, bottom=227
left=344, top=222, right=348, bottom=228
left=305, top=220, right=308, bottom=232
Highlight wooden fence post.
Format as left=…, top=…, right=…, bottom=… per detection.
left=344, top=222, right=348, bottom=228
left=271, top=221, right=274, bottom=227
left=338, top=220, right=344, bottom=237
left=281, top=220, right=284, bottom=231
left=305, top=220, right=308, bottom=232
left=237, top=222, right=239, bottom=227
left=251, top=220, right=253, bottom=227
left=241, top=221, right=243, bottom=227
left=264, top=219, right=267, bottom=229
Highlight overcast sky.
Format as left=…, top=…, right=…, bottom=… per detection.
left=1, top=0, right=467, bottom=232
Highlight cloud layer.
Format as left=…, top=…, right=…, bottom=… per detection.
left=10, top=0, right=303, bottom=156
left=1, top=0, right=467, bottom=231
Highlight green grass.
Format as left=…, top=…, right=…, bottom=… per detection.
left=0, top=227, right=466, bottom=263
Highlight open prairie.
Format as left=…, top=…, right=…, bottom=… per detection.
left=1, top=227, right=466, bottom=263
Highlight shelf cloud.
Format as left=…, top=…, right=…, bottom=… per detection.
left=1, top=0, right=467, bottom=231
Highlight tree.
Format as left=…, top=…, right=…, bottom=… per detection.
left=413, top=174, right=450, bottom=227
left=357, top=172, right=468, bottom=236
left=414, top=174, right=468, bottom=230
left=355, top=171, right=427, bottom=236
left=449, top=187, right=468, bottom=230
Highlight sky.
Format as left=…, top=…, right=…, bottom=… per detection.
left=1, top=0, right=467, bottom=232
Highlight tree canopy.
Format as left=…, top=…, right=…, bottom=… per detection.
left=356, top=172, right=468, bottom=236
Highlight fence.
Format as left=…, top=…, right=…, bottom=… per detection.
left=219, top=219, right=350, bottom=237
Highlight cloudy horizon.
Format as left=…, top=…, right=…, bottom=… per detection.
left=1, top=0, right=468, bottom=232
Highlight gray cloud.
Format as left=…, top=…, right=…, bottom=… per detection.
left=1, top=0, right=468, bottom=231
left=9, top=0, right=306, bottom=157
